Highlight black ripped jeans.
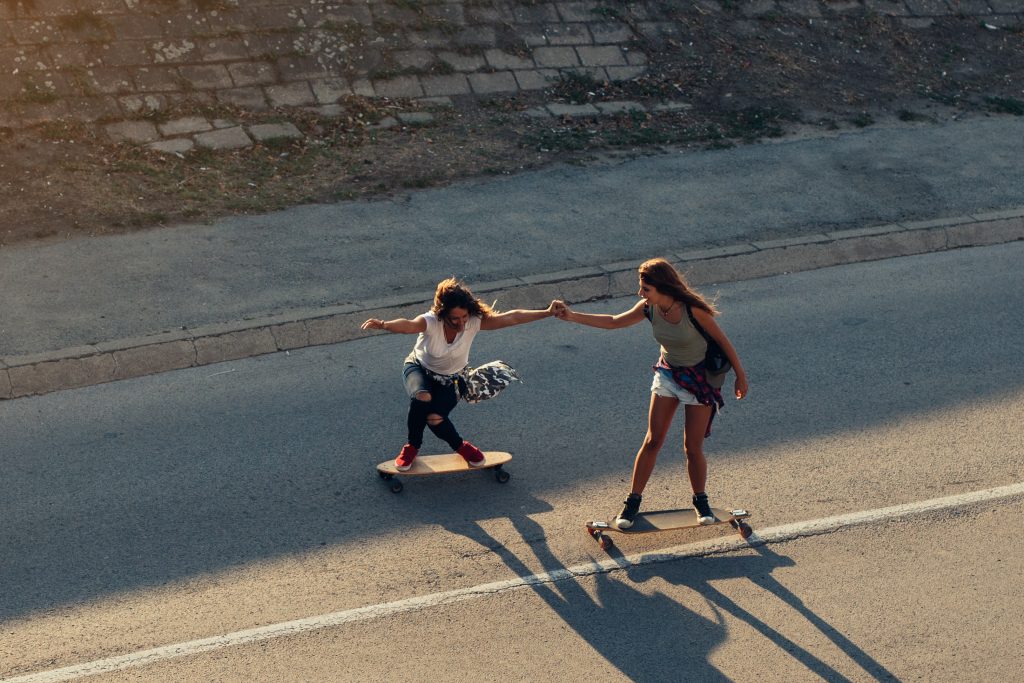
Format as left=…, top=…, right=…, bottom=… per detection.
left=403, top=356, right=464, bottom=451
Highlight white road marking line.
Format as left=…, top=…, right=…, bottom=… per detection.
left=7, top=481, right=1024, bottom=683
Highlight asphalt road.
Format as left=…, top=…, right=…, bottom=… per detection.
left=2, top=242, right=1023, bottom=681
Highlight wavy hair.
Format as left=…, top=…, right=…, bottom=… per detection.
left=638, top=258, right=719, bottom=315
left=431, top=277, right=494, bottom=319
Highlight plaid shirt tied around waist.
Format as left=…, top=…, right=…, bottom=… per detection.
left=653, top=356, right=724, bottom=437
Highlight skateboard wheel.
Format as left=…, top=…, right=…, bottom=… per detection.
left=598, top=535, right=613, bottom=551
left=738, top=522, right=752, bottom=539
left=390, top=480, right=404, bottom=494
left=495, top=468, right=511, bottom=483
left=378, top=471, right=392, bottom=481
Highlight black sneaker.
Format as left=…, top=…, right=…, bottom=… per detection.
left=693, top=493, right=715, bottom=525
left=615, top=493, right=642, bottom=529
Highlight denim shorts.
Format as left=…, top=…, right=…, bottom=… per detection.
left=650, top=368, right=700, bottom=405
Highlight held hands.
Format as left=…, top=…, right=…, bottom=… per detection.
left=549, top=300, right=571, bottom=320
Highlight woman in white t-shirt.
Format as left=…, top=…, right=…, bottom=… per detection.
left=361, top=277, right=559, bottom=471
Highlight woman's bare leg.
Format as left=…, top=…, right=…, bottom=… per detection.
left=629, top=394, right=680, bottom=495
left=682, top=404, right=713, bottom=494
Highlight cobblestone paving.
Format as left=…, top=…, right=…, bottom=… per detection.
left=2, top=0, right=1022, bottom=147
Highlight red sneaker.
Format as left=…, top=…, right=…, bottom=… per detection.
left=394, top=444, right=418, bottom=471
left=457, top=441, right=486, bottom=468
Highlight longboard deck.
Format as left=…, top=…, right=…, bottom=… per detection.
left=376, top=451, right=513, bottom=493
left=588, top=507, right=746, bottom=533
left=376, top=450, right=512, bottom=476
left=586, top=507, right=752, bottom=549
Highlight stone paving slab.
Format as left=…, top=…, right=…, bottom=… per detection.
left=576, top=45, right=627, bottom=66
left=605, top=65, right=645, bottom=80
left=485, top=49, right=536, bottom=69
left=104, top=120, right=159, bottom=143
left=468, top=71, right=518, bottom=94
left=547, top=102, right=600, bottom=117
left=248, top=122, right=303, bottom=142
left=194, top=126, right=252, bottom=150
left=514, top=69, right=559, bottom=90
left=148, top=138, right=195, bottom=153
left=421, top=74, right=471, bottom=96
left=158, top=116, right=212, bottom=136
left=395, top=112, right=435, bottom=125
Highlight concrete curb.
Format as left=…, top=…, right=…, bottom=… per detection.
left=3, top=209, right=1023, bottom=401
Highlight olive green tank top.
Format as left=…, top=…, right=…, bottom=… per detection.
left=647, top=303, right=707, bottom=368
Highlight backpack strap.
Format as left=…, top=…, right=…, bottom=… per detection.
left=685, top=304, right=713, bottom=344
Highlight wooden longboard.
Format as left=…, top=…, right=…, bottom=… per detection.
left=586, top=507, right=752, bottom=550
left=376, top=451, right=512, bottom=493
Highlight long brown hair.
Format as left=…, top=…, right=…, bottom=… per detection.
left=638, top=258, right=719, bottom=315
left=431, top=277, right=494, bottom=319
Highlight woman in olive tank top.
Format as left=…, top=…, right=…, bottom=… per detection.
left=554, top=258, right=748, bottom=528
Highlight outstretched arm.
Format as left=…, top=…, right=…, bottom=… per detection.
left=691, top=307, right=748, bottom=400
left=557, top=299, right=647, bottom=330
left=360, top=315, right=427, bottom=334
left=479, top=300, right=560, bottom=330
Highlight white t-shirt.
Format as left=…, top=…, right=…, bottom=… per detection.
left=413, top=311, right=482, bottom=375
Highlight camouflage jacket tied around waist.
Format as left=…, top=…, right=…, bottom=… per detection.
left=424, top=360, right=522, bottom=404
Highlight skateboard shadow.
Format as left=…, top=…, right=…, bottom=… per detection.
left=624, top=543, right=898, bottom=682
left=443, top=512, right=731, bottom=682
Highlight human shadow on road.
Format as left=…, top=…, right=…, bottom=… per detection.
left=443, top=511, right=731, bottom=682
left=625, top=542, right=898, bottom=682
left=446, top=511, right=898, bottom=682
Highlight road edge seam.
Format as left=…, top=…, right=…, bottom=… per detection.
left=3, top=209, right=1022, bottom=400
